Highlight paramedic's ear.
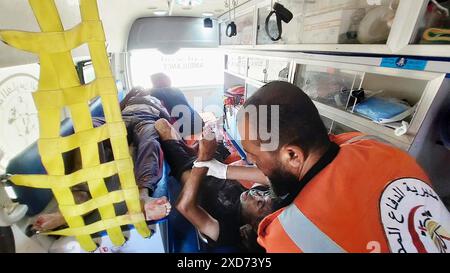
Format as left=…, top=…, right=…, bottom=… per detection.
left=279, top=144, right=305, bottom=169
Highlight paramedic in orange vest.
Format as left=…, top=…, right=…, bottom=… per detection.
left=198, top=81, right=450, bottom=253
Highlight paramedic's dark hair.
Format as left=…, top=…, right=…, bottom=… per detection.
left=242, top=81, right=330, bottom=154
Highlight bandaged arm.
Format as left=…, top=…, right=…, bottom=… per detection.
left=194, top=159, right=269, bottom=185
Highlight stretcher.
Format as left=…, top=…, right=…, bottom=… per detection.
left=5, top=94, right=235, bottom=252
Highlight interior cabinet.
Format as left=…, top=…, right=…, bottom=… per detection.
left=223, top=52, right=446, bottom=151
left=292, top=58, right=445, bottom=150
left=219, top=0, right=450, bottom=57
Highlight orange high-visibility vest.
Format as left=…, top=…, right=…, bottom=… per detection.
left=257, top=133, right=450, bottom=253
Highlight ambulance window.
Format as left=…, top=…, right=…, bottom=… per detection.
left=76, top=60, right=95, bottom=84
left=129, top=48, right=224, bottom=89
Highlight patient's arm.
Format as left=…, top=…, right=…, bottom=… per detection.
left=194, top=159, right=270, bottom=185
left=226, top=165, right=269, bottom=185
left=176, top=167, right=219, bottom=241
left=175, top=137, right=220, bottom=241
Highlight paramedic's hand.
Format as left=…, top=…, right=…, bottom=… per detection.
left=193, top=159, right=228, bottom=179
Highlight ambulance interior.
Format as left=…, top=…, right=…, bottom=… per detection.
left=0, top=0, right=449, bottom=253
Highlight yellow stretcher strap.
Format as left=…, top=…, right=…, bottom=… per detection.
left=59, top=188, right=140, bottom=217
left=43, top=213, right=147, bottom=237
left=1, top=0, right=150, bottom=251
left=37, top=122, right=127, bottom=155
left=11, top=158, right=134, bottom=190
left=32, top=77, right=117, bottom=109
left=0, top=21, right=105, bottom=54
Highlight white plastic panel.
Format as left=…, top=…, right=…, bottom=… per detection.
left=227, top=54, right=248, bottom=76
left=247, top=57, right=267, bottom=81
left=266, top=59, right=291, bottom=82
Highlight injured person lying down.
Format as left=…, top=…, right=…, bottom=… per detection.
left=31, top=87, right=172, bottom=232
left=154, top=119, right=278, bottom=252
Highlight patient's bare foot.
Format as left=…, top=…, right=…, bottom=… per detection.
left=155, top=119, right=181, bottom=141
left=142, top=196, right=172, bottom=221
left=32, top=212, right=66, bottom=232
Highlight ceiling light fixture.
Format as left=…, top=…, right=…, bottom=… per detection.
left=202, top=12, right=214, bottom=17
left=153, top=10, right=168, bottom=16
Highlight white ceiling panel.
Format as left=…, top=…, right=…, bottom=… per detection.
left=0, top=0, right=248, bottom=67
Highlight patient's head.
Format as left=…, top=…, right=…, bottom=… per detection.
left=240, top=187, right=274, bottom=231
left=238, top=186, right=275, bottom=252
left=151, top=73, right=172, bottom=88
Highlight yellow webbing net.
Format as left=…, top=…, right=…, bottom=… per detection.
left=0, top=0, right=150, bottom=251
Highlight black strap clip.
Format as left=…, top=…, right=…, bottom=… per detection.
left=226, top=21, right=237, bottom=37
left=265, top=2, right=293, bottom=41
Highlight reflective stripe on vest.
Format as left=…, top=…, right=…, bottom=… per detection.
left=278, top=204, right=346, bottom=253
